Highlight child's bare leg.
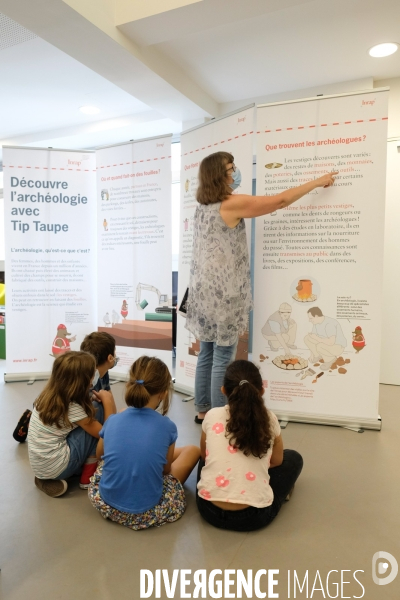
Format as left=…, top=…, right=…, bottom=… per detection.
left=170, top=445, right=201, bottom=484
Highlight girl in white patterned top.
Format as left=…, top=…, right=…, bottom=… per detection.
left=28, top=351, right=116, bottom=498
left=196, top=360, right=303, bottom=531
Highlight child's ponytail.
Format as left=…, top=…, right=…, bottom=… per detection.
left=125, top=356, right=172, bottom=415
left=224, top=360, right=272, bottom=458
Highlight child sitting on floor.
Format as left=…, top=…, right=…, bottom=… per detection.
left=196, top=359, right=303, bottom=531
left=88, top=355, right=200, bottom=529
left=13, top=332, right=118, bottom=443
left=27, top=351, right=116, bottom=497
left=80, top=331, right=119, bottom=392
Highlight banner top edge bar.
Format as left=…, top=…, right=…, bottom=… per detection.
left=2, top=145, right=95, bottom=153
left=94, top=133, right=173, bottom=151
left=257, top=87, right=390, bottom=109
left=182, top=104, right=255, bottom=136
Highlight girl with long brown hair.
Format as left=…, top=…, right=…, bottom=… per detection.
left=88, top=356, right=200, bottom=530
left=196, top=360, right=303, bottom=531
left=186, top=151, right=337, bottom=423
left=28, top=351, right=116, bottom=497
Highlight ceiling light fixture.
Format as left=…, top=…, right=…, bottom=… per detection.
left=79, top=105, right=101, bottom=115
left=369, top=43, right=398, bottom=58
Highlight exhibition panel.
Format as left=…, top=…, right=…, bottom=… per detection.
left=253, top=89, right=389, bottom=429
left=96, top=135, right=173, bottom=376
left=3, top=146, right=97, bottom=381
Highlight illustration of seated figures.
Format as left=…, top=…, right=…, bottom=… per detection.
left=304, top=307, right=347, bottom=370
left=261, top=302, right=297, bottom=355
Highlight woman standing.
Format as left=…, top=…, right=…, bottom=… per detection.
left=186, top=151, right=337, bottom=422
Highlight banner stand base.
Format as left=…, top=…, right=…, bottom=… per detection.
left=173, top=382, right=195, bottom=400
left=275, top=410, right=381, bottom=432
left=5, top=372, right=51, bottom=384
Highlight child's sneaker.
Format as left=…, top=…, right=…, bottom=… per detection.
left=79, top=461, right=98, bottom=489
left=13, top=409, right=32, bottom=442
left=35, top=477, right=68, bottom=497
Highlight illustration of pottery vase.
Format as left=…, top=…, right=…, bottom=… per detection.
left=296, top=279, right=313, bottom=300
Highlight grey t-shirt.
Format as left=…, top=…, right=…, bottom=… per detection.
left=312, top=316, right=347, bottom=347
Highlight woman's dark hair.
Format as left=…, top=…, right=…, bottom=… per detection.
left=196, top=151, right=234, bottom=205
left=125, top=356, right=173, bottom=415
left=224, top=360, right=272, bottom=458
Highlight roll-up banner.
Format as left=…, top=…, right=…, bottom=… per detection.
left=96, top=135, right=173, bottom=377
left=3, top=146, right=97, bottom=381
left=175, top=106, right=255, bottom=395
left=253, top=89, right=389, bottom=430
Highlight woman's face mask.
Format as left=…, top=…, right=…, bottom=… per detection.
left=229, top=167, right=242, bottom=191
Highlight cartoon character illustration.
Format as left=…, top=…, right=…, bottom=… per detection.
left=51, top=324, right=76, bottom=357
left=352, top=326, right=366, bottom=353
left=185, top=179, right=190, bottom=193
left=112, top=309, right=120, bottom=325
left=121, top=300, right=128, bottom=320
left=103, top=219, right=108, bottom=231
left=101, top=189, right=109, bottom=201
left=304, top=307, right=347, bottom=370
left=103, top=312, right=111, bottom=327
left=261, top=302, right=297, bottom=355
left=183, top=218, right=189, bottom=232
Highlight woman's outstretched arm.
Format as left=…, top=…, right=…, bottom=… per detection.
left=221, top=171, right=338, bottom=224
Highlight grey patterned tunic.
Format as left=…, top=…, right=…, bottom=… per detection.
left=185, top=202, right=253, bottom=346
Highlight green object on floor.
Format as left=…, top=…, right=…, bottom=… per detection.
left=145, top=313, right=172, bottom=322
left=0, top=324, right=5, bottom=359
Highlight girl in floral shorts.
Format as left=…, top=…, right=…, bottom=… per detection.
left=88, top=356, right=200, bottom=530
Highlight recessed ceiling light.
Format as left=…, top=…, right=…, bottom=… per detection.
left=369, top=43, right=398, bottom=58
left=79, top=105, right=101, bottom=115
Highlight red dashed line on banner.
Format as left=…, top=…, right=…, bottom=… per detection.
left=96, top=156, right=171, bottom=170
left=181, top=131, right=254, bottom=156
left=257, top=117, right=388, bottom=133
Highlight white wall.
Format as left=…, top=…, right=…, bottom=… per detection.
left=375, top=78, right=400, bottom=384
left=375, top=77, right=400, bottom=139
left=381, top=140, right=400, bottom=385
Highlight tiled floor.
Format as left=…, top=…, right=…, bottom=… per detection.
left=0, top=360, right=399, bottom=599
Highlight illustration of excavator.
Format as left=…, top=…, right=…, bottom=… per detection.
left=135, top=283, right=174, bottom=315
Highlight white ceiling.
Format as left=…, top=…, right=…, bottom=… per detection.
left=0, top=0, right=399, bottom=161
left=0, top=35, right=157, bottom=138
left=153, top=0, right=400, bottom=102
